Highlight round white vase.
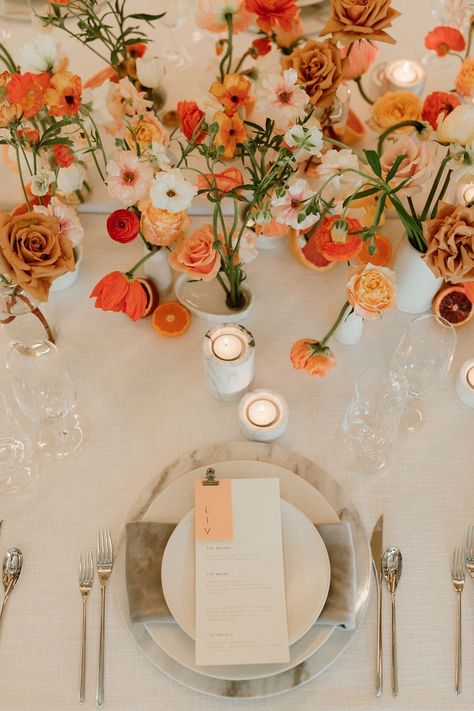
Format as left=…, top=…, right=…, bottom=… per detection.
left=394, top=238, right=443, bottom=314
left=175, top=273, right=254, bottom=323
left=50, top=245, right=83, bottom=292
left=335, top=311, right=364, bottom=345
left=143, top=248, right=173, bottom=296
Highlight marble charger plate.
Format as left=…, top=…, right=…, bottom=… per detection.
left=113, top=442, right=371, bottom=699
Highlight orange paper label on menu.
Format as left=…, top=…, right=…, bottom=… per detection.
left=194, top=479, right=233, bottom=540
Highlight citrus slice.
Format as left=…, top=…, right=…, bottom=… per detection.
left=433, top=285, right=474, bottom=327
left=288, top=228, right=336, bottom=272
left=465, top=282, right=474, bottom=303
left=152, top=301, right=191, bottom=337
left=137, top=278, right=159, bottom=318
left=341, top=108, right=365, bottom=146
left=357, top=234, right=393, bottom=267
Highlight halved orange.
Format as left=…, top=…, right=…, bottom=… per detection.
left=288, top=228, right=336, bottom=272
left=341, top=108, right=365, bottom=146
left=357, top=234, right=393, bottom=267
left=152, top=301, right=191, bottom=337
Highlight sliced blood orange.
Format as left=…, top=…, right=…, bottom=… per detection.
left=341, top=108, right=365, bottom=146
left=465, top=282, right=474, bottom=303
left=433, top=285, right=474, bottom=327
left=137, top=278, right=159, bottom=318
left=152, top=301, right=191, bottom=337
left=357, top=234, right=393, bottom=267
left=288, top=229, right=336, bottom=272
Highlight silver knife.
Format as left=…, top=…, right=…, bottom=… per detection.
left=370, top=515, right=384, bottom=696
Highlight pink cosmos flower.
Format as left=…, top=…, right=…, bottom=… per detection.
left=256, top=68, right=309, bottom=130
left=105, top=150, right=154, bottom=207
left=341, top=40, right=379, bottom=80
left=271, top=179, right=317, bottom=230
left=34, top=196, right=84, bottom=247
left=196, top=0, right=254, bottom=34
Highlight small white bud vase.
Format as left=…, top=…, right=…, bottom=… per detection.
left=335, top=311, right=364, bottom=345
left=394, top=238, right=443, bottom=314
left=143, top=248, right=173, bottom=296
left=50, top=245, right=82, bottom=292
left=203, top=323, right=255, bottom=402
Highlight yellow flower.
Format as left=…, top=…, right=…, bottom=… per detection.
left=371, top=91, right=421, bottom=132
left=126, top=113, right=168, bottom=151
left=455, top=57, right=474, bottom=98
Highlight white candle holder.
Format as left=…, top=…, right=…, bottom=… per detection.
left=372, top=59, right=426, bottom=97
left=456, top=183, right=474, bottom=207
left=455, top=359, right=474, bottom=409
left=203, top=323, right=255, bottom=402
left=238, top=389, right=289, bottom=442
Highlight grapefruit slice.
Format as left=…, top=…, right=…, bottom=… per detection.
left=137, top=278, right=159, bottom=318
left=433, top=285, right=473, bottom=327
left=357, top=234, right=393, bottom=267
left=288, top=229, right=336, bottom=272
left=341, top=108, right=365, bottom=146
left=152, top=302, right=191, bottom=337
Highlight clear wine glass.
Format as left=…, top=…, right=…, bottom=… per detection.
left=155, top=0, right=193, bottom=69
left=337, top=366, right=409, bottom=475
left=6, top=340, right=85, bottom=459
left=0, top=389, right=39, bottom=495
left=391, top=314, right=457, bottom=433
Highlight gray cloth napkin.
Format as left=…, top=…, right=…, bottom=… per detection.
left=126, top=519, right=356, bottom=631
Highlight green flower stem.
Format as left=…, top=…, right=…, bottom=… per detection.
left=14, top=144, right=31, bottom=210
left=216, top=271, right=231, bottom=297
left=420, top=154, right=450, bottom=221
left=234, top=49, right=252, bottom=74
left=126, top=246, right=159, bottom=278
left=354, top=76, right=374, bottom=105
left=431, top=168, right=452, bottom=218
left=377, top=121, right=427, bottom=154
left=320, top=301, right=351, bottom=347
left=0, top=43, right=17, bottom=72
left=219, top=15, right=234, bottom=82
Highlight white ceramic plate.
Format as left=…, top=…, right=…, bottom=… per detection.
left=161, top=499, right=331, bottom=646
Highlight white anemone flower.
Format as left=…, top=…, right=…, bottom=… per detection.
left=18, top=35, right=58, bottom=73
left=149, top=169, right=197, bottom=213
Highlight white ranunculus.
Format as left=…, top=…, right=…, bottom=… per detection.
left=18, top=35, right=58, bottom=73
left=30, top=169, right=55, bottom=197
left=149, top=169, right=196, bottom=213
left=437, top=105, right=474, bottom=147
left=57, top=163, right=87, bottom=194
left=136, top=56, right=165, bottom=89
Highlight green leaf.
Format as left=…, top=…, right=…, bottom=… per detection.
left=385, top=153, right=407, bottom=182
left=364, top=149, right=382, bottom=177
left=129, top=12, right=165, bottom=21
left=342, top=186, right=379, bottom=208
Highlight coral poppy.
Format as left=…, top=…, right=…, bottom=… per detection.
left=52, top=144, right=74, bottom=168
left=251, top=37, right=272, bottom=57
left=90, top=271, right=147, bottom=321
left=290, top=339, right=335, bottom=377
left=44, top=71, right=82, bottom=116
left=210, top=73, right=252, bottom=116
left=425, top=25, right=465, bottom=56
left=177, top=100, right=206, bottom=143
left=213, top=111, right=247, bottom=159
left=6, top=71, right=50, bottom=119
left=126, top=43, right=147, bottom=58
left=197, top=167, right=244, bottom=196
left=422, top=91, right=461, bottom=130
left=246, top=0, right=298, bottom=34
left=314, top=215, right=364, bottom=262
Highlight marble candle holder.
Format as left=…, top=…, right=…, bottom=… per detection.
left=203, top=323, right=255, bottom=402
left=239, top=389, right=289, bottom=442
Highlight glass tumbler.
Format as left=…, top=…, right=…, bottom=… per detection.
left=337, top=366, right=409, bottom=475
left=6, top=340, right=85, bottom=459
left=0, top=389, right=39, bottom=495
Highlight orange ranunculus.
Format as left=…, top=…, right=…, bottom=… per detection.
left=126, top=113, right=169, bottom=151
left=290, top=338, right=335, bottom=377
left=90, top=271, right=147, bottom=321
left=197, top=167, right=244, bottom=196
left=210, top=73, right=252, bottom=116
left=425, top=26, right=465, bottom=56
left=6, top=71, right=50, bottom=119
left=44, top=71, right=82, bottom=116
left=422, top=91, right=461, bottom=130
left=138, top=199, right=190, bottom=247
left=371, top=91, right=422, bottom=132
left=455, top=58, right=474, bottom=98
left=346, top=264, right=396, bottom=320
left=213, top=111, right=247, bottom=159
left=177, top=100, right=206, bottom=143
left=84, top=67, right=118, bottom=90
left=245, top=0, right=298, bottom=34
left=168, top=224, right=221, bottom=281
left=314, top=215, right=363, bottom=262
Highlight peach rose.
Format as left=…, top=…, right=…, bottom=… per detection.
left=346, top=263, right=396, bottom=320
left=282, top=38, right=344, bottom=108
left=380, top=135, right=433, bottom=196
left=320, top=0, right=401, bottom=45
left=455, top=57, right=474, bottom=98
left=371, top=91, right=422, bottom=132
left=0, top=210, right=74, bottom=301
left=168, top=224, right=221, bottom=281
left=138, top=199, right=190, bottom=247
left=126, top=113, right=169, bottom=151
left=422, top=202, right=474, bottom=283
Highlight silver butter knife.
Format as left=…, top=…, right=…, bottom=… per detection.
left=370, top=515, right=384, bottom=696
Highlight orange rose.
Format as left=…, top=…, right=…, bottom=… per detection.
left=44, top=71, right=82, bottom=116
left=282, top=39, right=344, bottom=108
left=455, top=58, right=474, bottom=98
left=371, top=91, right=422, bottom=132
left=290, top=339, right=335, bottom=377
left=168, top=224, right=221, bottom=281
left=138, top=199, right=190, bottom=247
left=0, top=210, right=74, bottom=301
left=210, top=73, right=252, bottom=116
left=320, top=0, right=401, bottom=45
left=346, top=264, right=396, bottom=320
left=126, top=113, right=168, bottom=151
left=213, top=111, right=247, bottom=159
left=197, top=167, right=244, bottom=196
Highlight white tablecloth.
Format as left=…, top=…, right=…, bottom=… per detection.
left=2, top=2, right=474, bottom=710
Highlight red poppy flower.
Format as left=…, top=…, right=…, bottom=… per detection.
left=422, top=91, right=461, bottom=129
left=313, top=215, right=363, bottom=262
left=251, top=37, right=272, bottom=57
left=127, top=43, right=147, bottom=58
left=90, top=271, right=147, bottom=321
left=177, top=100, right=206, bottom=143
left=106, top=209, right=140, bottom=244
left=425, top=26, right=465, bottom=56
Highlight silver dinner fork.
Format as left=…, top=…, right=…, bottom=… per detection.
left=96, top=529, right=113, bottom=708
left=465, top=527, right=474, bottom=583
left=78, top=552, right=94, bottom=704
left=452, top=546, right=465, bottom=696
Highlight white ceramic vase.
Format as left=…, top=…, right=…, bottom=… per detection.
left=51, top=245, right=83, bottom=292
left=143, top=248, right=173, bottom=296
left=175, top=274, right=254, bottom=323
left=335, top=311, right=364, bottom=345
left=394, top=238, right=443, bottom=314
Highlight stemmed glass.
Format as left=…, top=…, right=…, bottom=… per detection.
left=391, top=314, right=457, bottom=433
left=6, top=340, right=85, bottom=459
left=0, top=388, right=39, bottom=495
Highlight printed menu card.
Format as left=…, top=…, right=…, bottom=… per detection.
left=194, top=477, right=289, bottom=666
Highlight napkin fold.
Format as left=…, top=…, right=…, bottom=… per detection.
left=126, top=519, right=356, bottom=631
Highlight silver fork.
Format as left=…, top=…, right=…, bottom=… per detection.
left=465, top=527, right=474, bottom=583
left=96, top=529, right=113, bottom=708
left=78, top=552, right=94, bottom=704
left=452, top=546, right=465, bottom=696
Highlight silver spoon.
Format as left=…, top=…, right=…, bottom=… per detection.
left=382, top=546, right=402, bottom=698
left=0, top=547, right=23, bottom=635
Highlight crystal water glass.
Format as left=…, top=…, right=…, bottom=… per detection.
left=391, top=314, right=457, bottom=432
left=0, top=389, right=39, bottom=495
left=337, top=366, right=409, bottom=475
left=6, top=340, right=84, bottom=459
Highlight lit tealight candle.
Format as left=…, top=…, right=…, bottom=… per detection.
left=384, top=59, right=426, bottom=96
left=455, top=359, right=474, bottom=408
left=203, top=323, right=255, bottom=402
left=239, top=390, right=289, bottom=442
